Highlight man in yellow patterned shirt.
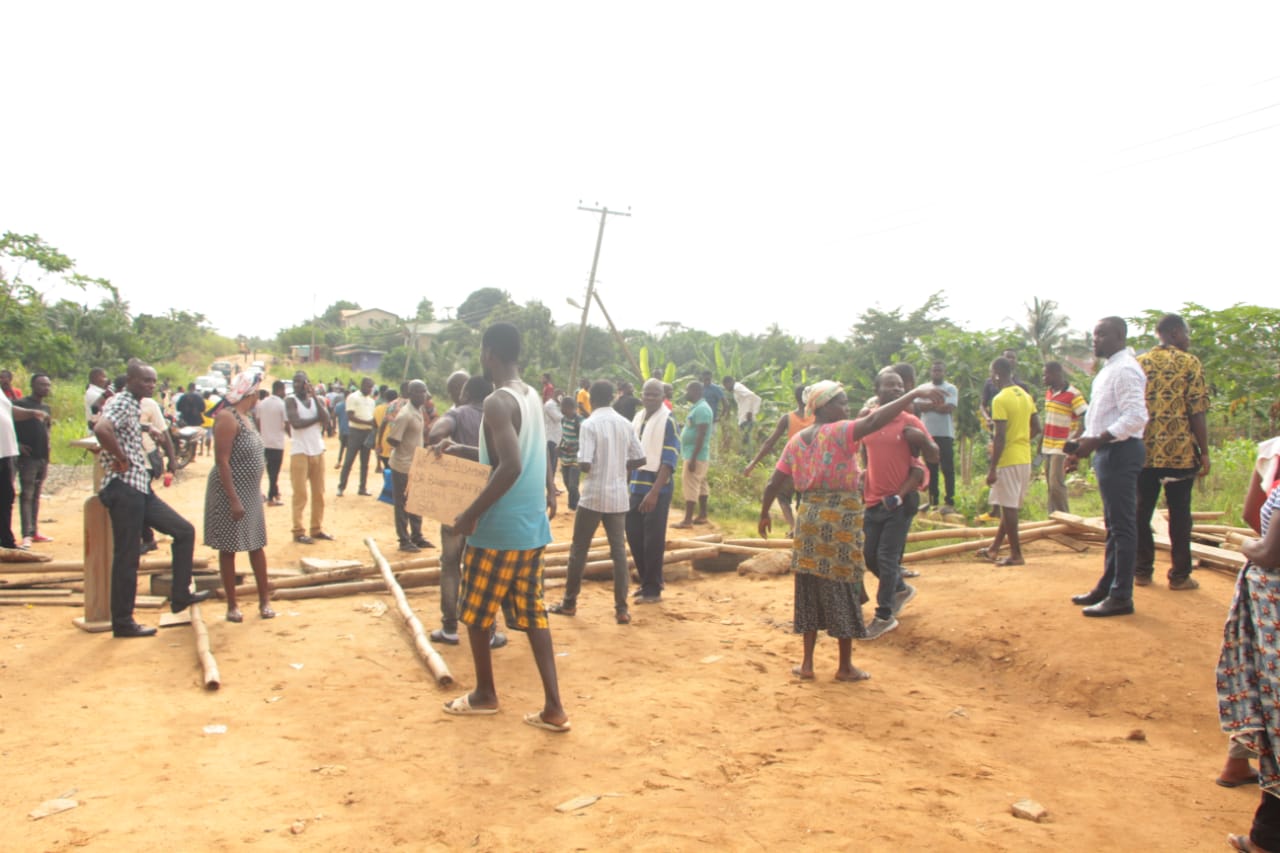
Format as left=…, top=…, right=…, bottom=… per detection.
left=1135, top=314, right=1210, bottom=590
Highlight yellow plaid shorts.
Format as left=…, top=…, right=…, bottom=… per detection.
left=459, top=546, right=548, bottom=632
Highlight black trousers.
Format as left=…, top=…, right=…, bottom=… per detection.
left=626, top=489, right=672, bottom=597
left=1252, top=789, right=1280, bottom=850
left=0, top=457, right=15, bottom=549
left=264, top=447, right=284, bottom=500
left=98, top=480, right=195, bottom=624
left=927, top=436, right=955, bottom=505
left=1136, top=466, right=1197, bottom=581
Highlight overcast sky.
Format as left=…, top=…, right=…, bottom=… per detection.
left=6, top=3, right=1278, bottom=347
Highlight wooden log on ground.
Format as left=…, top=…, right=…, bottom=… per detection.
left=365, top=538, right=452, bottom=687
left=1189, top=511, right=1226, bottom=520
left=902, top=524, right=1071, bottom=563
left=189, top=603, right=220, bottom=690
left=3, top=556, right=210, bottom=576
left=272, top=579, right=389, bottom=600
left=667, top=538, right=768, bottom=555
left=0, top=588, right=71, bottom=597
left=0, top=575, right=84, bottom=589
left=724, top=538, right=793, bottom=549
left=1047, top=533, right=1091, bottom=553
left=0, top=547, right=52, bottom=564
left=1192, top=525, right=1256, bottom=537
left=1054, top=511, right=1246, bottom=570
left=0, top=594, right=165, bottom=608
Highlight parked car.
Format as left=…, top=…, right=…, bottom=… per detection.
left=210, top=361, right=233, bottom=379
left=194, top=374, right=227, bottom=395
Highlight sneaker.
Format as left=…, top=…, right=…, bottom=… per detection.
left=31, top=534, right=53, bottom=543
left=336, top=487, right=345, bottom=497
left=864, top=616, right=899, bottom=640
left=975, top=512, right=1000, bottom=524
left=893, top=584, right=917, bottom=615
left=398, top=542, right=422, bottom=553
left=1169, top=576, right=1200, bottom=591
left=411, top=538, right=435, bottom=549
left=489, top=631, right=508, bottom=649
left=429, top=628, right=460, bottom=645
left=1133, top=573, right=1153, bottom=587
left=20, top=536, right=33, bottom=549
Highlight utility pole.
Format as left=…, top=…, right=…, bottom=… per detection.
left=568, top=203, right=630, bottom=394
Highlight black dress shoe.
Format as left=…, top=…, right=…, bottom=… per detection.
left=412, top=538, right=434, bottom=549
left=1082, top=597, right=1135, bottom=618
left=113, top=621, right=157, bottom=638
left=171, top=589, right=215, bottom=613
left=1071, top=590, right=1107, bottom=606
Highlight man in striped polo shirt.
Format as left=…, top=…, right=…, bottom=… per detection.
left=1041, top=361, right=1088, bottom=514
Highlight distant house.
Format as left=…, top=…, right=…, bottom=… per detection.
left=405, top=320, right=452, bottom=354
left=330, top=344, right=385, bottom=374
left=339, top=308, right=399, bottom=330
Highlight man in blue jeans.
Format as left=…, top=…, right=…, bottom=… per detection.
left=95, top=360, right=211, bottom=638
left=861, top=368, right=939, bottom=640
left=1067, top=317, right=1149, bottom=617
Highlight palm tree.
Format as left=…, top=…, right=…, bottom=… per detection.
left=1017, top=298, right=1073, bottom=359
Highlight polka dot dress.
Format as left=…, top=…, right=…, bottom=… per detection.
left=204, top=411, right=267, bottom=552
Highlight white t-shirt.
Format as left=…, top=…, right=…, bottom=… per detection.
left=289, top=396, right=325, bottom=456
left=543, top=398, right=563, bottom=445
left=84, top=384, right=110, bottom=425
left=139, top=396, right=166, bottom=453
left=0, top=395, right=17, bottom=459
left=257, top=395, right=289, bottom=450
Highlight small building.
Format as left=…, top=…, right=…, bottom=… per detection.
left=405, top=320, right=453, bottom=354
left=330, top=344, right=385, bottom=374
left=339, top=308, right=400, bottom=330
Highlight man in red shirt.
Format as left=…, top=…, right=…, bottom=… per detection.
left=862, top=368, right=938, bottom=640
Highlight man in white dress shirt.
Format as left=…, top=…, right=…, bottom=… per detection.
left=723, top=376, right=763, bottom=446
left=1066, top=317, right=1149, bottom=617
left=549, top=381, right=645, bottom=624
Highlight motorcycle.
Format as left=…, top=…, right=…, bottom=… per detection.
left=165, top=414, right=204, bottom=471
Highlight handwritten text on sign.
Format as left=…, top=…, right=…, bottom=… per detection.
left=404, top=447, right=490, bottom=523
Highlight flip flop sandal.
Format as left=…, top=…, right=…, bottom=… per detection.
left=791, top=665, right=815, bottom=681
left=974, top=547, right=996, bottom=562
left=835, top=668, right=872, bottom=683
left=523, top=711, right=571, bottom=733
left=994, top=557, right=1025, bottom=567
left=443, top=694, right=498, bottom=716
left=1217, top=775, right=1260, bottom=788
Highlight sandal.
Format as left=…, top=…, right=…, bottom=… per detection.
left=994, top=557, right=1025, bottom=567
left=259, top=605, right=276, bottom=620
left=974, top=547, right=997, bottom=562
left=226, top=608, right=244, bottom=623
left=548, top=602, right=576, bottom=617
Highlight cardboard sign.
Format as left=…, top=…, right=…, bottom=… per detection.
left=404, top=447, right=490, bottom=523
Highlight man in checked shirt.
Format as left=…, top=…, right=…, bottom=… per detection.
left=95, top=360, right=212, bottom=638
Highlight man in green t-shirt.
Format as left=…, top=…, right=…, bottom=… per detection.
left=981, top=357, right=1041, bottom=566
left=674, top=381, right=713, bottom=529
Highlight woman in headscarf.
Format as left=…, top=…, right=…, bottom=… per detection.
left=758, top=379, right=942, bottom=681
left=204, top=371, right=274, bottom=622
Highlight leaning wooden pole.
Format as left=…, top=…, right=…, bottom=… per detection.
left=189, top=603, right=221, bottom=690
left=365, top=537, right=453, bottom=687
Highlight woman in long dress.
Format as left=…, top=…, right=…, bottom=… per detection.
left=204, top=372, right=274, bottom=623
left=758, top=380, right=941, bottom=681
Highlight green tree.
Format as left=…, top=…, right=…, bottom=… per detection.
left=1017, top=297, right=1075, bottom=359
left=457, top=287, right=509, bottom=327
left=414, top=298, right=435, bottom=321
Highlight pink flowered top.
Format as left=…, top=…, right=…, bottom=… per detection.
left=776, top=421, right=861, bottom=493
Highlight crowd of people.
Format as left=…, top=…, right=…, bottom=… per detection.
left=15, top=311, right=1280, bottom=842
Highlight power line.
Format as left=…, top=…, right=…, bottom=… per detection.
left=1117, top=100, right=1280, bottom=153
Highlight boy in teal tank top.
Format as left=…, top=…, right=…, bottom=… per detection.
left=437, top=323, right=570, bottom=733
